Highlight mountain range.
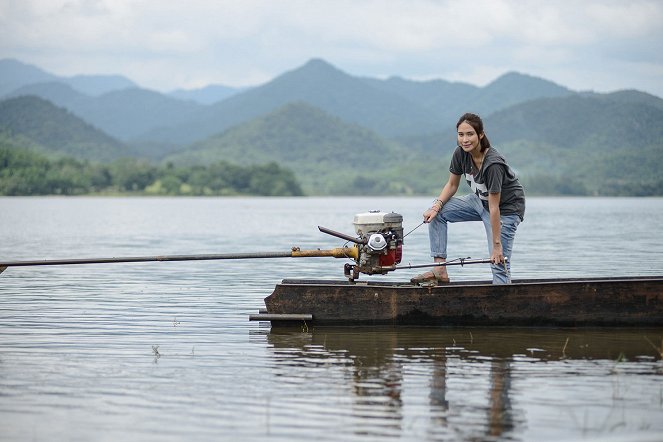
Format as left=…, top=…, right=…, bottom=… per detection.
left=1, top=58, right=573, bottom=146
left=1, top=57, right=662, bottom=195
left=0, top=95, right=133, bottom=161
left=0, top=58, right=137, bottom=97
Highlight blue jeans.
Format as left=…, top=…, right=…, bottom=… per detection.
left=428, top=193, right=521, bottom=284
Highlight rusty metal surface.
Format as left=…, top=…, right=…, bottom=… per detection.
left=290, top=247, right=357, bottom=259
left=263, top=276, right=663, bottom=326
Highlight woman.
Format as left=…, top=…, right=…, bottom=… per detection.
left=411, top=113, right=525, bottom=285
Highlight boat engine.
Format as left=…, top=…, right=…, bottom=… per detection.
left=318, top=211, right=403, bottom=281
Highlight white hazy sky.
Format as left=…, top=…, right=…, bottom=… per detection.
left=1, top=0, right=662, bottom=97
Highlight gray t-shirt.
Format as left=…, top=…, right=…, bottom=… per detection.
left=449, top=146, right=525, bottom=220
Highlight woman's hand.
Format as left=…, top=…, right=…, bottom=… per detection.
left=426, top=176, right=460, bottom=224
left=491, top=242, right=504, bottom=265
left=423, top=207, right=439, bottom=223
left=423, top=200, right=443, bottom=223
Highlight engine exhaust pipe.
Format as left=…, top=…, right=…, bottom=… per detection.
left=318, top=226, right=367, bottom=244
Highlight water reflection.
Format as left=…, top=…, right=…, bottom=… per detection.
left=488, top=359, right=514, bottom=438
left=263, top=327, right=662, bottom=440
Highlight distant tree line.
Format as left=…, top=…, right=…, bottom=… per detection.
left=2, top=142, right=661, bottom=197
left=0, top=147, right=304, bottom=196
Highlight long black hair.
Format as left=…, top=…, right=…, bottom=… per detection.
left=456, top=113, right=491, bottom=152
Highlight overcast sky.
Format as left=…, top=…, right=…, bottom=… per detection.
left=1, top=0, right=662, bottom=97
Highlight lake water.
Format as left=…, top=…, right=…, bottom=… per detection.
left=1, top=196, right=662, bottom=441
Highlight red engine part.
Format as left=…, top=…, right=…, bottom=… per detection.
left=395, top=243, right=402, bottom=264
left=378, top=244, right=402, bottom=267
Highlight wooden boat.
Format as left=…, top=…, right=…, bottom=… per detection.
left=250, top=276, right=663, bottom=327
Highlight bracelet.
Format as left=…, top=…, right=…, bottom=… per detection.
left=432, top=199, right=443, bottom=210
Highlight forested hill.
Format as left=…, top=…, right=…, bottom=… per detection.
left=486, top=92, right=663, bottom=195
left=5, top=82, right=204, bottom=143
left=0, top=95, right=134, bottom=161
left=164, top=102, right=414, bottom=195
left=398, top=90, right=663, bottom=154
left=409, top=91, right=663, bottom=196
left=487, top=92, right=663, bottom=150
left=165, top=93, right=663, bottom=196
left=0, top=95, right=305, bottom=196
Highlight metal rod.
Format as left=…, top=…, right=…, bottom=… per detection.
left=318, top=226, right=367, bottom=244
left=249, top=313, right=313, bottom=321
left=403, top=221, right=425, bottom=239
left=0, top=248, right=358, bottom=269
left=392, top=257, right=507, bottom=271
left=0, top=252, right=293, bottom=267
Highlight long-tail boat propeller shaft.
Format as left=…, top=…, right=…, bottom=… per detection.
left=0, top=211, right=498, bottom=281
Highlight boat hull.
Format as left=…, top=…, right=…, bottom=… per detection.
left=253, top=276, right=663, bottom=326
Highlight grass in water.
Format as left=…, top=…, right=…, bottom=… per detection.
left=644, top=336, right=663, bottom=358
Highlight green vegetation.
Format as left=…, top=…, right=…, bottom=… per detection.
left=0, top=95, right=134, bottom=160
left=165, top=101, right=474, bottom=196
left=0, top=143, right=303, bottom=196
left=0, top=96, right=303, bottom=196
left=165, top=99, right=663, bottom=196
left=1, top=59, right=662, bottom=197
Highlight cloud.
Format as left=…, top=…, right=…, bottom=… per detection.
left=1, top=0, right=662, bottom=96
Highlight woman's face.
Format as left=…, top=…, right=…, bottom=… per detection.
left=457, top=121, right=483, bottom=153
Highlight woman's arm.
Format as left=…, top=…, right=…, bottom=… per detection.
left=423, top=173, right=461, bottom=223
left=488, top=192, right=504, bottom=264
